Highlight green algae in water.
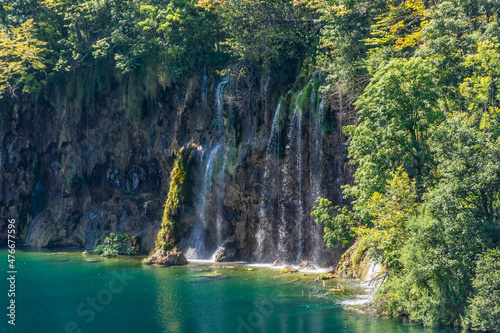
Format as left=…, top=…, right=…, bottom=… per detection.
left=1, top=249, right=457, bottom=333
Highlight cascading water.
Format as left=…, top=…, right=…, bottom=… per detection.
left=215, top=76, right=229, bottom=129
left=311, top=95, right=325, bottom=260
left=25, top=216, right=36, bottom=246
left=185, top=144, right=222, bottom=259
left=218, top=150, right=229, bottom=245
left=254, top=73, right=329, bottom=264
left=278, top=98, right=300, bottom=262
left=305, top=72, right=326, bottom=261
left=296, top=98, right=304, bottom=262
left=255, top=102, right=282, bottom=261
left=201, top=66, right=208, bottom=105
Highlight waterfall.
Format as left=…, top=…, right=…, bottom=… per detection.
left=278, top=99, right=300, bottom=262
left=25, top=181, right=45, bottom=245
left=25, top=216, right=36, bottom=245
left=255, top=76, right=327, bottom=264
left=215, top=149, right=228, bottom=248
left=215, top=76, right=229, bottom=126
left=296, top=99, right=304, bottom=262
left=201, top=66, right=208, bottom=105
left=84, top=212, right=103, bottom=250
left=185, top=144, right=222, bottom=259
left=311, top=96, right=325, bottom=260
left=255, top=102, right=282, bottom=260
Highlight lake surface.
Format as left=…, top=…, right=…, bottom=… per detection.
left=1, top=249, right=456, bottom=333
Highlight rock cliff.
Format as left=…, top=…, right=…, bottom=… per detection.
left=0, top=68, right=354, bottom=266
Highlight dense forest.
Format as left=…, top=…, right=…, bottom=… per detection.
left=1, top=0, right=500, bottom=331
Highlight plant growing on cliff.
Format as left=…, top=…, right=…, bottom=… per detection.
left=155, top=152, right=189, bottom=251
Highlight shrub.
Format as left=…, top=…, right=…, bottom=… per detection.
left=92, top=233, right=139, bottom=256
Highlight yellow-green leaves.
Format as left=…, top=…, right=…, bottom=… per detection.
left=365, top=0, right=430, bottom=52
left=460, top=40, right=500, bottom=133
left=0, top=19, right=46, bottom=98
left=354, top=168, right=417, bottom=270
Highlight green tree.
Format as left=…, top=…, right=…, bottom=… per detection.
left=354, top=168, right=417, bottom=271
left=0, top=19, right=47, bottom=97
left=311, top=197, right=356, bottom=248
left=197, top=0, right=318, bottom=70
left=465, top=248, right=500, bottom=332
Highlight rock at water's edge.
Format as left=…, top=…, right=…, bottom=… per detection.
left=272, top=260, right=283, bottom=267
left=281, top=265, right=298, bottom=273
left=298, top=261, right=316, bottom=270
left=214, top=237, right=237, bottom=262
left=144, top=249, right=188, bottom=266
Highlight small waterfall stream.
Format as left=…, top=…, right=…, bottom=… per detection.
left=296, top=98, right=304, bottom=262
left=215, top=149, right=228, bottom=248
left=256, top=102, right=282, bottom=260
left=185, top=144, right=222, bottom=259
left=278, top=101, right=300, bottom=261
left=25, top=181, right=45, bottom=245
left=311, top=96, right=325, bottom=260
left=185, top=75, right=231, bottom=259
left=215, top=76, right=229, bottom=128
left=25, top=217, right=37, bottom=246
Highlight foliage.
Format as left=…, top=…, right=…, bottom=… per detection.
left=197, top=0, right=318, bottom=69
left=93, top=233, right=139, bottom=256
left=0, top=19, right=46, bottom=97
left=315, top=2, right=500, bottom=329
left=311, top=197, right=355, bottom=248
left=465, top=249, right=500, bottom=332
left=0, top=0, right=322, bottom=100
left=354, top=168, right=417, bottom=271
left=346, top=57, right=442, bottom=201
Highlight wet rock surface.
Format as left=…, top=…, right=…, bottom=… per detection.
left=214, top=237, right=237, bottom=262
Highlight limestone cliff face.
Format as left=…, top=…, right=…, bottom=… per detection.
left=0, top=68, right=354, bottom=266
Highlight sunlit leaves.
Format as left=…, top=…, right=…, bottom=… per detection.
left=0, top=19, right=46, bottom=97
left=353, top=168, right=417, bottom=270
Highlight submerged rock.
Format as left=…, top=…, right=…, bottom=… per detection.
left=144, top=249, right=188, bottom=266
left=316, top=267, right=337, bottom=281
left=281, top=266, right=298, bottom=273
left=298, top=261, right=316, bottom=270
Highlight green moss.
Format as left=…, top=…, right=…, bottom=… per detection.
left=352, top=238, right=367, bottom=272
left=155, top=150, right=192, bottom=250
left=225, top=146, right=239, bottom=177
left=322, top=121, right=335, bottom=135
left=297, top=83, right=312, bottom=114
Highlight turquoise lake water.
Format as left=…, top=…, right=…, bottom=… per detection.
left=1, top=249, right=457, bottom=333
